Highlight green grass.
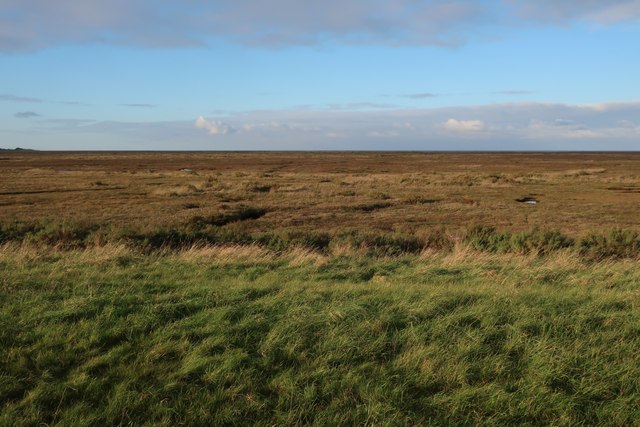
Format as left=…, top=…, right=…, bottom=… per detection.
left=4, top=219, right=640, bottom=262
left=2, top=246, right=640, bottom=425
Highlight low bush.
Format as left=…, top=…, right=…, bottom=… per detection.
left=126, top=229, right=195, bottom=251
left=465, top=225, right=511, bottom=253
left=188, top=206, right=267, bottom=228
left=256, top=231, right=332, bottom=253
left=1, top=219, right=639, bottom=261
left=418, top=228, right=455, bottom=252
left=0, top=220, right=39, bottom=243
left=348, top=233, right=425, bottom=257
left=579, top=229, right=640, bottom=261
left=0, top=220, right=98, bottom=248
left=510, top=228, right=574, bottom=255
left=465, top=225, right=573, bottom=255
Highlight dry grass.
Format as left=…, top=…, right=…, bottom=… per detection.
left=2, top=152, right=640, bottom=237
left=172, top=244, right=274, bottom=265
left=327, top=241, right=364, bottom=258
left=150, top=185, right=202, bottom=197
left=437, top=242, right=497, bottom=266
left=285, top=246, right=329, bottom=267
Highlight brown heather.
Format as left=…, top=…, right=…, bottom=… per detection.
left=2, top=151, right=640, bottom=235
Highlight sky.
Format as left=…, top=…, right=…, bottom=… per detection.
left=1, top=0, right=639, bottom=150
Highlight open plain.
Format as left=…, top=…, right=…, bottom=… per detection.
left=2, top=152, right=640, bottom=425
left=2, top=151, right=640, bottom=234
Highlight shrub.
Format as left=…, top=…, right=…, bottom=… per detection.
left=417, top=228, right=454, bottom=252
left=348, top=233, right=425, bottom=257
left=0, top=220, right=39, bottom=243
left=465, top=225, right=573, bottom=255
left=287, top=231, right=332, bottom=252
left=255, top=231, right=332, bottom=253
left=579, top=229, right=640, bottom=261
left=465, top=225, right=511, bottom=253
left=188, top=207, right=267, bottom=228
left=126, top=224, right=257, bottom=251
left=510, top=228, right=574, bottom=255
left=127, top=229, right=195, bottom=251
left=29, top=220, right=98, bottom=248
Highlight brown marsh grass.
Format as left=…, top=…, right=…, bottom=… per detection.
left=2, top=151, right=640, bottom=237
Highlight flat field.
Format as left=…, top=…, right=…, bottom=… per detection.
left=2, top=152, right=640, bottom=425
left=1, top=151, right=640, bottom=234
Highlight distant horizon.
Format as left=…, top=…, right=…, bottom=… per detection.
left=4, top=147, right=640, bottom=155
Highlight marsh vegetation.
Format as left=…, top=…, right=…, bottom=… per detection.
left=1, top=152, right=640, bottom=425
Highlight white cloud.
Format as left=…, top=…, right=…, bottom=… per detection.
left=617, top=119, right=637, bottom=128
left=527, top=119, right=603, bottom=139
left=582, top=100, right=640, bottom=113
left=617, top=120, right=640, bottom=134
left=17, top=100, right=640, bottom=150
left=325, top=132, right=344, bottom=139
left=194, top=116, right=234, bottom=135
left=368, top=130, right=401, bottom=138
left=393, top=122, right=415, bottom=130
left=443, top=119, right=487, bottom=133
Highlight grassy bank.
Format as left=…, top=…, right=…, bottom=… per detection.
left=2, top=245, right=640, bottom=425
left=4, top=218, right=640, bottom=262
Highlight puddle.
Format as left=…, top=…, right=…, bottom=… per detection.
left=516, top=196, right=538, bottom=204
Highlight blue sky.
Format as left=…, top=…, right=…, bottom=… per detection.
left=1, top=0, right=639, bottom=150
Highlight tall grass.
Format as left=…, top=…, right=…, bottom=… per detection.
left=2, top=219, right=640, bottom=261
left=2, top=247, right=640, bottom=425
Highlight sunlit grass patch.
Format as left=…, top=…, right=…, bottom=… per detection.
left=2, top=247, right=640, bottom=425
